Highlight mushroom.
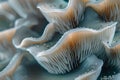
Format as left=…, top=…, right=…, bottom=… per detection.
left=103, top=41, right=120, bottom=68
left=30, top=23, right=116, bottom=74
left=0, top=50, right=26, bottom=80
left=18, top=0, right=88, bottom=48
left=86, top=0, right=120, bottom=21
left=0, top=0, right=49, bottom=29
left=8, top=0, right=45, bottom=18
left=12, top=14, right=48, bottom=48
left=0, top=28, right=17, bottom=70
left=86, top=0, right=120, bottom=31
left=0, top=1, right=19, bottom=21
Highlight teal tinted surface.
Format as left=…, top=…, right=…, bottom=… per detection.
left=0, top=0, right=120, bottom=80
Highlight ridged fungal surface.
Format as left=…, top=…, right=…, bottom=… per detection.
left=74, top=55, right=103, bottom=80
left=86, top=0, right=120, bottom=31
left=87, top=0, right=120, bottom=22
left=0, top=28, right=17, bottom=70
left=37, top=0, right=85, bottom=32
left=36, top=24, right=116, bottom=74
left=0, top=1, right=18, bottom=21
left=17, top=0, right=87, bottom=48
left=103, top=42, right=120, bottom=68
left=0, top=0, right=120, bottom=80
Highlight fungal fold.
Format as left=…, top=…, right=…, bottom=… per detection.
left=34, top=23, right=116, bottom=74
left=0, top=1, right=18, bottom=21
left=17, top=0, right=88, bottom=48
left=103, top=41, right=120, bottom=68
left=75, top=55, right=103, bottom=80
left=87, top=0, right=120, bottom=22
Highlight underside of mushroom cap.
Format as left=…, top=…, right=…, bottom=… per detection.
left=103, top=42, right=120, bottom=69
left=75, top=55, right=103, bottom=80
left=35, top=23, right=116, bottom=74
left=8, top=0, right=45, bottom=18
left=0, top=1, right=19, bottom=21
left=12, top=15, right=48, bottom=49
left=37, top=0, right=85, bottom=33
left=0, top=28, right=17, bottom=70
left=86, top=0, right=120, bottom=22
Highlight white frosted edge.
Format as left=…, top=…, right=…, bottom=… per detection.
left=75, top=71, right=95, bottom=80
left=36, top=51, right=49, bottom=62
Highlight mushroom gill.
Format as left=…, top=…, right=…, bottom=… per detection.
left=37, top=0, right=84, bottom=32
left=18, top=23, right=57, bottom=48
left=18, top=0, right=88, bottom=48
left=0, top=28, right=16, bottom=53
left=0, top=1, right=19, bottom=21
left=103, top=41, right=120, bottom=68
left=33, top=23, right=116, bottom=74
left=75, top=55, right=103, bottom=80
left=0, top=0, right=49, bottom=27
left=0, top=51, right=25, bottom=80
left=86, top=0, right=120, bottom=31
left=0, top=28, right=17, bottom=70
left=8, top=0, right=45, bottom=18
left=12, top=15, right=48, bottom=48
